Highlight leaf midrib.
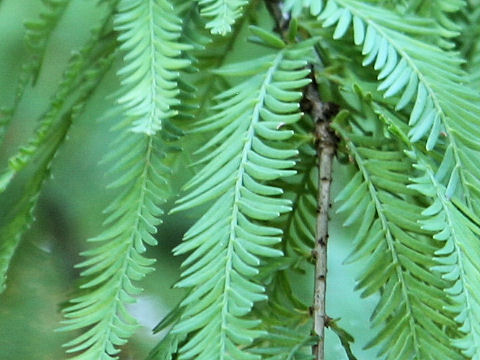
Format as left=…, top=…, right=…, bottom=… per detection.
left=219, top=51, right=284, bottom=360
left=336, top=127, right=422, bottom=356
left=92, top=136, right=155, bottom=357
left=423, top=158, right=480, bottom=356
left=147, top=0, right=160, bottom=134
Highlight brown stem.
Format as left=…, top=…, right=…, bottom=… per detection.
left=306, top=86, right=338, bottom=360
left=264, top=2, right=339, bottom=358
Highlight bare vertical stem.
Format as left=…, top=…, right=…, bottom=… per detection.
left=306, top=86, right=338, bottom=360
left=264, top=2, right=339, bottom=357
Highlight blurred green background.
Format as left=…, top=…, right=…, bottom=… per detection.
left=0, top=1, right=377, bottom=359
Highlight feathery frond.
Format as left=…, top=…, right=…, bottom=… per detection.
left=0, top=24, right=116, bottom=293
left=268, top=115, right=318, bottom=259
left=247, top=131, right=317, bottom=359
left=315, top=0, right=459, bottom=142
left=4, top=1, right=480, bottom=359
left=0, top=18, right=116, bottom=195
left=114, top=0, right=190, bottom=135
left=60, top=129, right=170, bottom=359
left=332, top=117, right=464, bottom=360
left=0, top=0, right=71, bottom=145
left=176, top=0, right=256, bottom=131
left=255, top=116, right=318, bottom=308
left=411, top=155, right=480, bottom=360
left=196, top=0, right=248, bottom=35
left=281, top=152, right=317, bottom=258
left=309, top=0, right=480, bottom=213
left=169, top=37, right=312, bottom=359
left=0, top=118, right=71, bottom=294
left=375, top=106, right=480, bottom=359
left=23, top=0, right=71, bottom=83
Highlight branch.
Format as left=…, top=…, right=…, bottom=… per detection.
left=308, top=85, right=338, bottom=360
left=265, top=3, right=339, bottom=359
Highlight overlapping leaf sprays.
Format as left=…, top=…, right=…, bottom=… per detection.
left=1, top=1, right=480, bottom=359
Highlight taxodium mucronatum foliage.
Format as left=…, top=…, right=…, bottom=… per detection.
left=1, top=0, right=480, bottom=359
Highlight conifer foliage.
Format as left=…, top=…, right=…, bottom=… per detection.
left=1, top=0, right=480, bottom=359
